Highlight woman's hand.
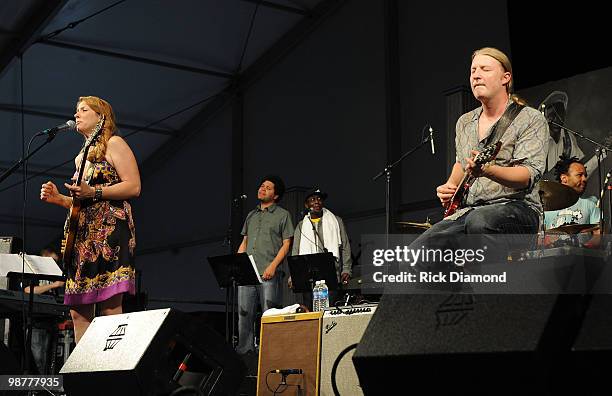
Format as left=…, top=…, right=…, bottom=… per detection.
left=40, top=181, right=62, bottom=205
left=64, top=179, right=95, bottom=200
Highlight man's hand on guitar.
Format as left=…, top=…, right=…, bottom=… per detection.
left=436, top=182, right=457, bottom=206
left=64, top=179, right=95, bottom=199
left=465, top=150, right=489, bottom=178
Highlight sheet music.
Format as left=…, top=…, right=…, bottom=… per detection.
left=0, top=254, right=62, bottom=276
left=248, top=255, right=264, bottom=284
left=0, top=254, right=33, bottom=276
left=23, top=254, right=63, bottom=276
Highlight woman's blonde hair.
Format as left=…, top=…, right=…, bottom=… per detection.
left=471, top=47, right=527, bottom=106
left=77, top=96, right=118, bottom=162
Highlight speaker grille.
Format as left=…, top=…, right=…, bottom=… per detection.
left=258, top=312, right=321, bottom=396
left=320, top=304, right=377, bottom=396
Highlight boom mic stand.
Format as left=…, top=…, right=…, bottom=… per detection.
left=372, top=126, right=435, bottom=242
left=597, top=170, right=612, bottom=235
left=0, top=130, right=64, bottom=375
left=0, top=131, right=61, bottom=185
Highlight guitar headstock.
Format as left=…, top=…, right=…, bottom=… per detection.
left=474, top=141, right=502, bottom=165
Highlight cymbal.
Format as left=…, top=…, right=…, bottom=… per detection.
left=396, top=221, right=432, bottom=234
left=396, top=221, right=432, bottom=229
left=395, top=221, right=431, bottom=230
left=538, top=180, right=580, bottom=211
left=546, top=224, right=600, bottom=235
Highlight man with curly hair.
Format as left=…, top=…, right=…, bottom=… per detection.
left=544, top=156, right=600, bottom=246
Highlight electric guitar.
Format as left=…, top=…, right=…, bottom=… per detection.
left=443, top=141, right=502, bottom=218
left=61, top=115, right=106, bottom=267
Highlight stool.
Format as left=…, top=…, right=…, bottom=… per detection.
left=52, top=320, right=75, bottom=372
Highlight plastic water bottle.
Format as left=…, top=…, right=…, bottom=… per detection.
left=312, top=280, right=321, bottom=312
left=319, top=280, right=329, bottom=310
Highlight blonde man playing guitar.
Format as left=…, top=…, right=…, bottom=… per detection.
left=415, top=48, right=548, bottom=261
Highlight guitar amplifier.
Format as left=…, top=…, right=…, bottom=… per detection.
left=0, top=237, right=22, bottom=254
left=320, top=304, right=377, bottom=396
left=258, top=312, right=322, bottom=396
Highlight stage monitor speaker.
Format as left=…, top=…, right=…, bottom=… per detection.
left=353, top=294, right=587, bottom=395
left=570, top=294, right=612, bottom=394
left=319, top=304, right=377, bottom=396
left=257, top=311, right=322, bottom=396
left=0, top=237, right=22, bottom=254
left=60, top=308, right=246, bottom=396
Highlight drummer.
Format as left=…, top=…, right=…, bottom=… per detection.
left=544, top=155, right=600, bottom=245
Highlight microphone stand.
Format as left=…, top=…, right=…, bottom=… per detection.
left=609, top=177, right=612, bottom=235
left=549, top=120, right=611, bottom=234
left=598, top=170, right=612, bottom=235
left=306, top=213, right=322, bottom=296
left=0, top=131, right=61, bottom=375
left=598, top=151, right=604, bottom=234
left=0, top=132, right=58, bottom=185
left=307, top=212, right=327, bottom=254
left=308, top=214, right=320, bottom=254
left=372, top=132, right=434, bottom=242
left=224, top=196, right=243, bottom=348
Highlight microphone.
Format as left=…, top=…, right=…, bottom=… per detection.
left=40, top=120, right=76, bottom=135
left=270, top=369, right=303, bottom=375
left=233, top=194, right=247, bottom=202
left=429, top=126, right=435, bottom=155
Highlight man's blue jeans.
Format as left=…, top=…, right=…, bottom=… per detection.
left=410, top=201, right=540, bottom=266
left=236, top=275, right=282, bottom=354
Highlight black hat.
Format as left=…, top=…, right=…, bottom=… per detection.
left=539, top=90, right=568, bottom=111
left=304, top=188, right=328, bottom=203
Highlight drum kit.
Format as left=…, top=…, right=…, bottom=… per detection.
left=538, top=180, right=600, bottom=236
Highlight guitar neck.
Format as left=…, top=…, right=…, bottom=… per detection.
left=74, top=123, right=104, bottom=187
left=62, top=115, right=106, bottom=267
left=74, top=151, right=90, bottom=187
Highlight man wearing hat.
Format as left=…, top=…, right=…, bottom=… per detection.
left=539, top=90, right=603, bottom=178
left=236, top=175, right=294, bottom=355
left=290, top=188, right=352, bottom=309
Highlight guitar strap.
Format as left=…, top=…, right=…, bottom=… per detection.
left=455, top=101, right=525, bottom=213
left=484, top=100, right=525, bottom=147
left=485, top=101, right=525, bottom=146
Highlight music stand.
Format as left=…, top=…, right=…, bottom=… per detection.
left=0, top=254, right=64, bottom=373
left=287, top=252, right=339, bottom=294
left=207, top=253, right=262, bottom=349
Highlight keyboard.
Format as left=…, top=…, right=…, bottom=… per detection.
left=0, top=288, right=67, bottom=318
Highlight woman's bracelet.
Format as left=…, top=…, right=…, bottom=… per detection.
left=93, top=186, right=103, bottom=202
